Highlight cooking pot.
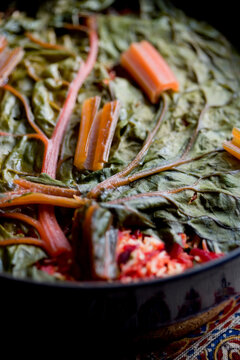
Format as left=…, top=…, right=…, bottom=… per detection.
left=0, top=0, right=239, bottom=355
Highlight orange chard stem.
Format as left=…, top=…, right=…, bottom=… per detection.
left=61, top=80, right=70, bottom=87
left=24, top=59, right=41, bottom=82
left=106, top=186, right=197, bottom=205
left=232, top=127, right=240, bottom=148
left=49, top=100, right=61, bottom=112
left=0, top=189, right=31, bottom=199
left=0, top=35, right=7, bottom=52
left=223, top=140, right=240, bottom=160
left=38, top=17, right=98, bottom=257
left=0, top=192, right=86, bottom=208
left=202, top=239, right=209, bottom=252
left=42, top=17, right=98, bottom=177
left=2, top=84, right=48, bottom=143
left=73, top=96, right=101, bottom=170
left=0, top=47, right=24, bottom=86
left=0, top=131, right=48, bottom=146
left=74, top=99, right=120, bottom=171
left=25, top=32, right=70, bottom=52
left=0, top=212, right=46, bottom=240
left=63, top=23, right=89, bottom=33
left=38, top=206, right=71, bottom=255
left=232, top=127, right=240, bottom=139
left=120, top=41, right=179, bottom=103
left=14, top=178, right=80, bottom=198
left=91, top=100, right=120, bottom=171
left=0, top=237, right=46, bottom=249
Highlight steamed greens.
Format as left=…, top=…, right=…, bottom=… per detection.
left=1, top=0, right=240, bottom=282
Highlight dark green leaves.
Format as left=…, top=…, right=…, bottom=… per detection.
left=72, top=205, right=118, bottom=280
left=0, top=221, right=46, bottom=279
left=32, top=82, right=56, bottom=137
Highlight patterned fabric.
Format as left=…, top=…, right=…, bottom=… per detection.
left=149, top=295, right=240, bottom=360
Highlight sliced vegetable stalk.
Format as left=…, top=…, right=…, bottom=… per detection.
left=73, top=96, right=101, bottom=170
left=92, top=100, right=120, bottom=171
left=72, top=205, right=118, bottom=280
left=223, top=127, right=240, bottom=159
left=223, top=141, right=240, bottom=160
left=0, top=46, right=24, bottom=86
left=74, top=98, right=120, bottom=171
left=120, top=40, right=179, bottom=103
left=232, top=127, right=240, bottom=147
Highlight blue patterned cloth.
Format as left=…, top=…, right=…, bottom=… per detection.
left=150, top=295, right=240, bottom=359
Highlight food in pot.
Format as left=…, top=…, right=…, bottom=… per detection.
left=0, top=0, right=238, bottom=282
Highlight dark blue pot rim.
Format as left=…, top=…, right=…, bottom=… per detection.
left=1, top=246, right=240, bottom=291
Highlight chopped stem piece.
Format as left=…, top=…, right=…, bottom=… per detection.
left=232, top=127, right=240, bottom=148
left=92, top=100, right=120, bottom=171
left=74, top=98, right=120, bottom=171
left=223, top=140, right=240, bottom=160
left=74, top=96, right=101, bottom=170
left=120, top=41, right=179, bottom=103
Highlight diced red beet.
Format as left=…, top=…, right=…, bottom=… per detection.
left=190, top=248, right=223, bottom=263
left=117, top=244, right=137, bottom=265
left=177, top=252, right=193, bottom=268
left=170, top=243, right=183, bottom=258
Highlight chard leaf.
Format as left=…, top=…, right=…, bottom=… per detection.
left=32, top=82, right=56, bottom=137
left=7, top=245, right=46, bottom=278
left=72, top=205, right=118, bottom=280
left=26, top=173, right=77, bottom=188
left=0, top=222, right=46, bottom=279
